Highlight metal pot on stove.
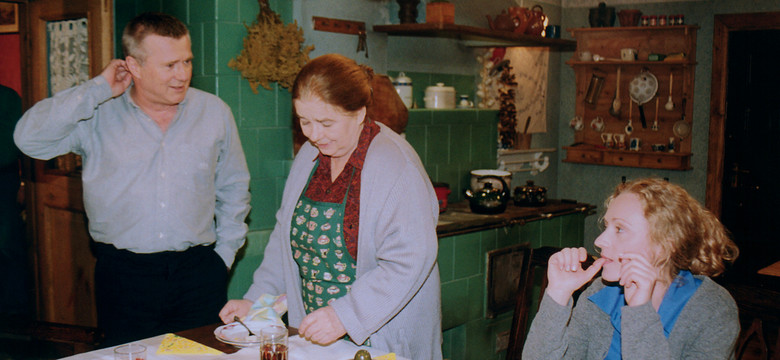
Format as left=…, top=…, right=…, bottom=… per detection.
left=514, top=180, right=547, bottom=206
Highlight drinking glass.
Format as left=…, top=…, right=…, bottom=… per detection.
left=260, top=325, right=288, bottom=360
left=114, top=343, right=146, bottom=360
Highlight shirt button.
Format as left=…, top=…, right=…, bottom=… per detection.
left=161, top=172, right=166, bottom=178
left=160, top=202, right=166, bottom=208
left=158, top=233, right=164, bottom=239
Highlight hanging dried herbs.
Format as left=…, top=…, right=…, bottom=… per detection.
left=229, top=0, right=315, bottom=93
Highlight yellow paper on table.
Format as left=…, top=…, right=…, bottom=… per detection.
left=374, top=353, right=396, bottom=360
left=156, top=333, right=223, bottom=355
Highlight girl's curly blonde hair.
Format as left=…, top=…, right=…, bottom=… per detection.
left=605, top=178, right=739, bottom=280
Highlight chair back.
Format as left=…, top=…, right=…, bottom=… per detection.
left=506, top=246, right=595, bottom=360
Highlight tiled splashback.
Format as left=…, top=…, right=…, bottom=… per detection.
left=404, top=108, right=499, bottom=203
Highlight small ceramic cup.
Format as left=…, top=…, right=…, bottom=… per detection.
left=570, top=116, right=584, bottom=131
left=579, top=51, right=592, bottom=61
left=629, top=137, right=641, bottom=151
left=614, top=134, right=626, bottom=149
left=621, top=48, right=637, bottom=61
left=590, top=116, right=605, bottom=132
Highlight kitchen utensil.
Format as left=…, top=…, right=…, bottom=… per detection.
left=673, top=97, right=691, bottom=141
left=625, top=101, right=634, bottom=135
left=618, top=9, right=642, bottom=27
left=590, top=116, right=605, bottom=132
left=652, top=97, right=659, bottom=131
left=469, top=169, right=511, bottom=191
left=464, top=175, right=509, bottom=214
left=620, top=48, right=637, bottom=61
left=600, top=132, right=614, bottom=148
left=629, top=68, right=658, bottom=129
left=432, top=182, right=450, bottom=213
left=234, top=316, right=256, bottom=336
left=570, top=115, right=584, bottom=131
left=629, top=137, right=641, bottom=151
left=609, top=67, right=621, bottom=116
left=585, top=72, right=606, bottom=106
left=424, top=83, right=456, bottom=109
left=665, top=73, right=674, bottom=111
left=589, top=2, right=615, bottom=27
left=513, top=180, right=547, bottom=206
left=392, top=72, right=413, bottom=108
left=525, top=5, right=546, bottom=36
left=486, top=10, right=516, bottom=32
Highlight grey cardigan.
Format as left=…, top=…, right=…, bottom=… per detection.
left=523, top=276, right=739, bottom=360
left=244, top=123, right=443, bottom=359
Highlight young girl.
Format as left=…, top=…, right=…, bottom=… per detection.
left=523, top=178, right=740, bottom=359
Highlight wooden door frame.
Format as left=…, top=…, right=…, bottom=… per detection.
left=706, top=12, right=780, bottom=217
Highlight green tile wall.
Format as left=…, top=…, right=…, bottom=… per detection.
left=405, top=109, right=498, bottom=204
left=437, top=212, right=587, bottom=360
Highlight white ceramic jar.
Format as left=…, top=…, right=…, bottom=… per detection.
left=393, top=72, right=413, bottom=108
left=424, top=83, right=456, bottom=109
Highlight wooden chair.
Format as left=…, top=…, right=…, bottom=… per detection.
left=724, top=276, right=780, bottom=360
left=505, top=246, right=595, bottom=360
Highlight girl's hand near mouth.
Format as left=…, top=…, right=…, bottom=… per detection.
left=617, top=253, right=661, bottom=307
left=546, top=247, right=606, bottom=306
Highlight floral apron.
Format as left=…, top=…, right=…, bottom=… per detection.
left=291, top=161, right=357, bottom=315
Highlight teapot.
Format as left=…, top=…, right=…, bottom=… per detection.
left=486, top=10, right=516, bottom=32
left=464, top=175, right=509, bottom=214
left=508, top=6, right=531, bottom=34
left=525, top=5, right=546, bottom=36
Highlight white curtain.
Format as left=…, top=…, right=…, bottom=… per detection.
left=47, top=18, right=89, bottom=95
left=506, top=47, right=549, bottom=134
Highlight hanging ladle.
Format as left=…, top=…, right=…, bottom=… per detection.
left=665, top=72, right=674, bottom=111
left=609, top=67, right=621, bottom=117
left=652, top=97, right=659, bottom=131
left=625, top=100, right=634, bottom=135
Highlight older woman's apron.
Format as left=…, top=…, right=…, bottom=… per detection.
left=291, top=162, right=357, bottom=314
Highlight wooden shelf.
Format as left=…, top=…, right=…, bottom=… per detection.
left=564, top=26, right=697, bottom=170
left=373, top=23, right=576, bottom=49
left=563, top=145, right=692, bottom=171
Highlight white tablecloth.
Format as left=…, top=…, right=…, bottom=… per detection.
left=59, top=334, right=409, bottom=360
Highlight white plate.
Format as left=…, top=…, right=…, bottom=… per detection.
left=214, top=320, right=276, bottom=347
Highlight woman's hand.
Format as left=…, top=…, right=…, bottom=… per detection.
left=298, top=306, right=347, bottom=345
left=545, top=247, right=606, bottom=306
left=218, top=299, right=253, bottom=324
left=618, top=253, right=659, bottom=307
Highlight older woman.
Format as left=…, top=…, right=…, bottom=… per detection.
left=523, top=178, right=740, bottom=359
left=220, top=54, right=442, bottom=359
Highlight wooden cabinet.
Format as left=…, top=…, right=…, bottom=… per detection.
left=563, top=25, right=698, bottom=170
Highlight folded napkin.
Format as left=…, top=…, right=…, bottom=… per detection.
left=156, top=333, right=223, bottom=355
left=244, top=293, right=287, bottom=325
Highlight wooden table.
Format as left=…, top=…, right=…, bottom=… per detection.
left=758, top=260, right=780, bottom=277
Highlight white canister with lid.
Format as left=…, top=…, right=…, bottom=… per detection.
left=424, top=83, right=456, bottom=109
left=392, top=72, right=414, bottom=108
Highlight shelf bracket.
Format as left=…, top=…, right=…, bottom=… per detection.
left=313, top=16, right=367, bottom=57
left=497, top=148, right=555, bottom=175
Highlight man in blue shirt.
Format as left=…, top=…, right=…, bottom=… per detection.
left=14, top=12, right=251, bottom=346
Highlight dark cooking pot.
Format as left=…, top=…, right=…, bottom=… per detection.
left=514, top=180, right=547, bottom=207
left=464, top=175, right=509, bottom=214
